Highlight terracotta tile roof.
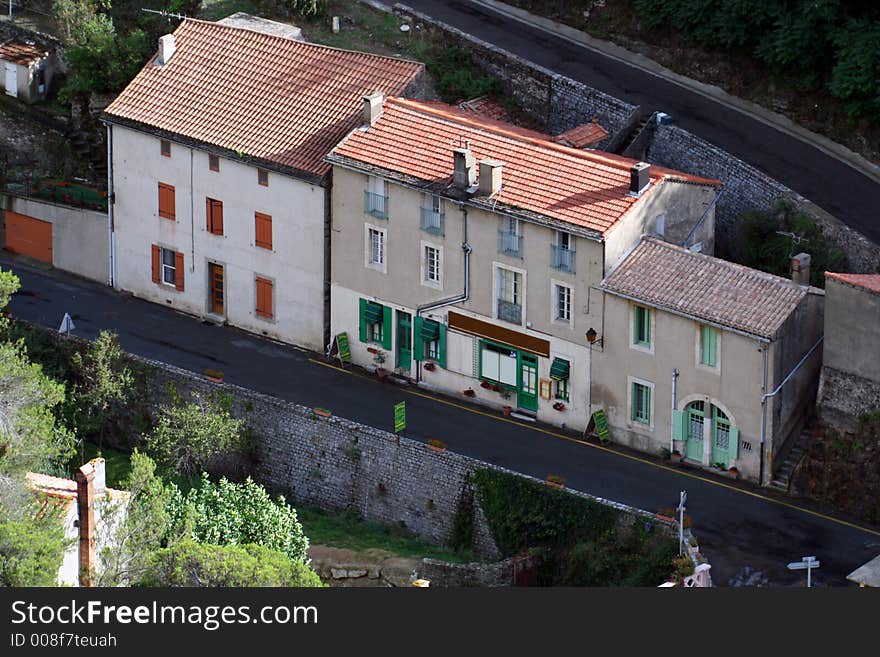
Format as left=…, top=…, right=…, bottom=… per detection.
left=0, top=38, right=49, bottom=65
left=599, top=237, right=808, bottom=339
left=104, top=19, right=423, bottom=178
left=553, top=119, right=609, bottom=148
left=825, top=272, right=880, bottom=295
left=458, top=95, right=511, bottom=122
left=27, top=472, right=77, bottom=499
left=330, top=97, right=719, bottom=235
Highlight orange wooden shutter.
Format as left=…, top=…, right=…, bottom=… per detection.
left=214, top=200, right=223, bottom=235
left=151, top=245, right=160, bottom=284
left=174, top=252, right=185, bottom=291
left=205, top=197, right=211, bottom=231
left=255, top=212, right=272, bottom=249
left=158, top=183, right=175, bottom=220
left=256, top=277, right=273, bottom=318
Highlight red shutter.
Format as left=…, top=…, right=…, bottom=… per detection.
left=151, top=245, right=160, bottom=284
left=174, top=252, right=185, bottom=291
left=158, top=183, right=175, bottom=220
left=256, top=277, right=273, bottom=318
left=214, top=200, right=223, bottom=235
left=206, top=197, right=211, bottom=231
left=255, top=212, right=272, bottom=249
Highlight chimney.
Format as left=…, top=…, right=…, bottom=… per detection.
left=453, top=147, right=476, bottom=190
left=629, top=162, right=651, bottom=196
left=478, top=159, right=503, bottom=196
left=75, top=459, right=103, bottom=587
left=362, top=92, right=383, bottom=126
left=791, top=252, right=811, bottom=286
left=157, top=34, right=176, bottom=66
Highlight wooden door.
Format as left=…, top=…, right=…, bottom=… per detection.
left=209, top=263, right=224, bottom=315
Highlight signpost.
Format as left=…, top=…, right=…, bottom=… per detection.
left=334, top=332, right=351, bottom=368
left=58, top=312, right=75, bottom=337
left=394, top=401, right=406, bottom=435
left=787, top=556, right=820, bottom=587
left=676, top=491, right=687, bottom=556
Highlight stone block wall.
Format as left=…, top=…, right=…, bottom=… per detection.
left=817, top=366, right=880, bottom=432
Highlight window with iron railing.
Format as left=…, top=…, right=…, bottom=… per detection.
left=420, top=206, right=444, bottom=235
left=497, top=299, right=522, bottom=324
left=364, top=190, right=388, bottom=220
left=496, top=266, right=523, bottom=324
left=498, top=229, right=522, bottom=257
left=551, top=243, right=575, bottom=273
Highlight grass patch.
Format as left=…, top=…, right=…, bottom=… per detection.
left=296, top=506, right=471, bottom=563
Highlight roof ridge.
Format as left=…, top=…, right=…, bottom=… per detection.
left=387, top=97, right=657, bottom=174
left=182, top=18, right=423, bottom=66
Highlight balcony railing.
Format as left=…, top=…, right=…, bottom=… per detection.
left=497, top=299, right=522, bottom=324
left=364, top=191, right=388, bottom=219
left=498, top=229, right=523, bottom=258
left=551, top=244, right=576, bottom=273
left=420, top=207, right=444, bottom=235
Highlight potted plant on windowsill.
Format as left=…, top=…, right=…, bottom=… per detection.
left=552, top=401, right=566, bottom=411
left=463, top=387, right=476, bottom=398
left=423, top=361, right=436, bottom=372
left=480, top=380, right=493, bottom=390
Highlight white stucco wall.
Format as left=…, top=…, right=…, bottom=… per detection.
left=110, top=125, right=326, bottom=351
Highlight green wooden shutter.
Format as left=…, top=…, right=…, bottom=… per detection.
left=413, top=316, right=424, bottom=361
left=438, top=323, right=447, bottom=369
left=708, top=328, right=717, bottom=366
left=358, top=299, right=368, bottom=343
left=645, top=308, right=651, bottom=344
left=630, top=383, right=637, bottom=421
left=728, top=428, right=739, bottom=460
left=672, top=409, right=686, bottom=441
left=645, top=385, right=651, bottom=423
left=382, top=305, right=392, bottom=350
left=632, top=308, right=639, bottom=344
left=701, top=326, right=717, bottom=366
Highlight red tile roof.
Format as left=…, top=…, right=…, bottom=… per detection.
left=825, top=272, right=880, bottom=294
left=104, top=19, right=423, bottom=178
left=553, top=119, right=609, bottom=148
left=330, top=97, right=719, bottom=235
left=0, top=38, right=49, bottom=66
left=458, top=96, right=511, bottom=122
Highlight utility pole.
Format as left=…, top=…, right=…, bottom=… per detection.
left=676, top=491, right=687, bottom=556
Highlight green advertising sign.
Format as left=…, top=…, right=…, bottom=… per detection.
left=336, top=332, right=351, bottom=364
left=394, top=401, right=406, bottom=433
left=591, top=409, right=611, bottom=444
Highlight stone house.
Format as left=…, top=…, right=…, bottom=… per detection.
left=325, top=95, right=719, bottom=430
left=595, top=239, right=825, bottom=484
left=102, top=18, right=424, bottom=352
left=817, top=273, right=880, bottom=430
left=0, top=35, right=59, bottom=103
left=27, top=458, right=128, bottom=587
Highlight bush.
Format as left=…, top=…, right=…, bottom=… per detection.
left=0, top=514, right=66, bottom=587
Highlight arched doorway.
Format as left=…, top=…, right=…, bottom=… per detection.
left=683, top=400, right=738, bottom=467
left=684, top=401, right=705, bottom=462
left=711, top=406, right=732, bottom=468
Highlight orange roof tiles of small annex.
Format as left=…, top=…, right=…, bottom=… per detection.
left=330, top=97, right=719, bottom=235
left=825, top=272, right=880, bottom=295
left=104, top=19, right=423, bottom=178
left=553, top=119, right=609, bottom=148
left=0, top=38, right=50, bottom=66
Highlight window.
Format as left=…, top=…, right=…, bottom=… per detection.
left=420, top=193, right=444, bottom=235
left=550, top=357, right=570, bottom=400
left=632, top=381, right=651, bottom=425
left=151, top=245, right=183, bottom=291
left=633, top=305, right=651, bottom=348
left=255, top=212, right=273, bottom=250
left=209, top=155, right=220, bottom=172
left=655, top=213, right=666, bottom=237
left=496, top=266, right=522, bottom=324
left=424, top=245, right=440, bottom=285
left=358, top=299, right=391, bottom=349
left=160, top=140, right=171, bottom=157
left=554, top=284, right=571, bottom=323
left=365, top=176, right=388, bottom=219
left=206, top=198, right=224, bottom=235
left=552, top=231, right=575, bottom=272
left=480, top=341, right=517, bottom=387
left=499, top=217, right=521, bottom=257
left=700, top=325, right=718, bottom=367
left=555, top=378, right=569, bottom=401
left=255, top=277, right=274, bottom=319
left=258, top=169, right=269, bottom=187
left=158, top=183, right=175, bottom=220
left=368, top=227, right=384, bottom=268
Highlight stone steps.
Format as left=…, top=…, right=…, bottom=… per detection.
left=769, top=429, right=811, bottom=492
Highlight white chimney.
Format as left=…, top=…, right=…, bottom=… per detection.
left=453, top=147, right=476, bottom=189
left=362, top=92, right=383, bottom=126
left=791, top=252, right=811, bottom=286
left=157, top=34, right=176, bottom=66
left=478, top=159, right=503, bottom=196
left=629, top=161, right=651, bottom=196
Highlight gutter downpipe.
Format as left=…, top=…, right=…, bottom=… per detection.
left=670, top=368, right=679, bottom=454
left=759, top=335, right=823, bottom=485
left=415, top=203, right=471, bottom=385
left=106, top=123, right=116, bottom=288
left=681, top=189, right=722, bottom=249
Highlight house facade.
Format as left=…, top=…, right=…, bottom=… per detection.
left=326, top=97, right=719, bottom=430
left=595, top=239, right=825, bottom=484
left=102, top=19, right=423, bottom=352
left=0, top=35, right=58, bottom=103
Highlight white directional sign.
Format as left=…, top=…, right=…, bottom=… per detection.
left=787, top=556, right=820, bottom=587
left=58, top=312, right=75, bottom=336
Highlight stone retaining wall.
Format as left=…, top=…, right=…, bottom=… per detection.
left=817, top=365, right=880, bottom=432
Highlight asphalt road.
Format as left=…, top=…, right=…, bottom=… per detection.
left=5, top=256, right=880, bottom=587
left=403, top=0, right=880, bottom=244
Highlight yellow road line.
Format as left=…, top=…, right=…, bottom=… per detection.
left=307, top=357, right=880, bottom=538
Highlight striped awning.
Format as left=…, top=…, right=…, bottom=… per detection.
left=364, top=302, right=384, bottom=324
left=549, top=357, right=570, bottom=381
left=420, top=319, right=440, bottom=341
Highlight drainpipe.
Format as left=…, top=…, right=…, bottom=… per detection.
left=759, top=335, right=823, bottom=486
left=106, top=123, right=115, bottom=288
left=415, top=204, right=471, bottom=384
left=681, top=189, right=722, bottom=249
left=670, top=368, right=679, bottom=454
left=189, top=147, right=195, bottom=272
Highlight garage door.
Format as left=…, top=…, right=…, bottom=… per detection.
left=6, top=211, right=53, bottom=264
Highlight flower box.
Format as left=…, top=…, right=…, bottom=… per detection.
left=546, top=474, right=566, bottom=489
left=463, top=388, right=476, bottom=398
left=423, top=362, right=436, bottom=371
left=313, top=408, right=332, bottom=418
left=204, top=368, right=224, bottom=383
left=427, top=439, right=447, bottom=454
left=480, top=380, right=493, bottom=389
left=552, top=402, right=566, bottom=411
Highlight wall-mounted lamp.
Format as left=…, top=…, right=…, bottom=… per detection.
left=586, top=328, right=603, bottom=348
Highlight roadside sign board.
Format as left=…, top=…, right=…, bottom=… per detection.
left=335, top=332, right=351, bottom=365
left=58, top=312, right=75, bottom=336
left=394, top=401, right=406, bottom=433
left=591, top=409, right=611, bottom=443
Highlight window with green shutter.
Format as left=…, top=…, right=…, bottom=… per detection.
left=631, top=382, right=651, bottom=424
left=550, top=357, right=570, bottom=400
left=359, top=299, right=387, bottom=345
left=633, top=306, right=651, bottom=347
left=700, top=325, right=718, bottom=367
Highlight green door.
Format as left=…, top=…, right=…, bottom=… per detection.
left=685, top=401, right=704, bottom=462
left=517, top=353, right=538, bottom=413
left=397, top=311, right=411, bottom=371
left=711, top=406, right=731, bottom=467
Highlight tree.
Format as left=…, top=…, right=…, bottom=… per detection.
left=166, top=475, right=310, bottom=564
left=145, top=392, right=252, bottom=480
left=137, top=541, right=324, bottom=587
left=0, top=513, right=67, bottom=587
